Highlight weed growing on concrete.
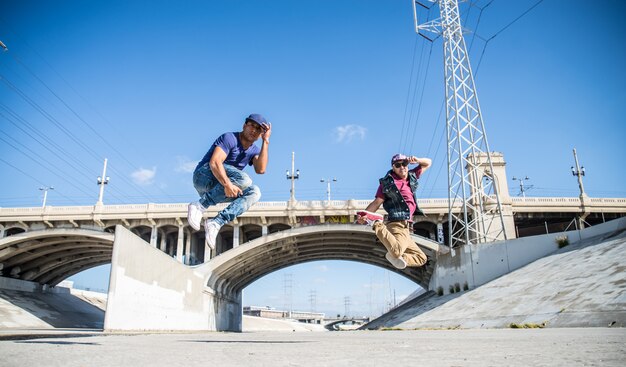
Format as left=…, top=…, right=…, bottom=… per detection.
left=508, top=322, right=547, bottom=329
left=437, top=286, right=444, bottom=296
left=449, top=285, right=455, bottom=294
left=463, top=282, right=469, bottom=291
left=454, top=283, right=461, bottom=293
left=555, top=235, right=569, bottom=248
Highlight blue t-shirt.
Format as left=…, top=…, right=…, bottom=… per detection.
left=197, top=132, right=261, bottom=170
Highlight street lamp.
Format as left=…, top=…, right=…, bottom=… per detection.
left=511, top=176, right=532, bottom=197
left=285, top=152, right=300, bottom=203
left=97, top=158, right=110, bottom=204
left=320, top=178, right=337, bottom=203
left=571, top=148, right=586, bottom=198
left=39, top=186, right=54, bottom=207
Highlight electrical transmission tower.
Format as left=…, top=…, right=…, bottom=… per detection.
left=413, top=0, right=508, bottom=246
left=309, top=290, right=317, bottom=313
left=283, top=273, right=293, bottom=317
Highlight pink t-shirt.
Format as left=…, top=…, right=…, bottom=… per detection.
left=375, top=166, right=423, bottom=217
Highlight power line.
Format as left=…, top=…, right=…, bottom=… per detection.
left=474, top=0, right=544, bottom=76
left=0, top=158, right=81, bottom=205
left=0, top=106, right=137, bottom=203
left=0, top=27, right=178, bottom=202
left=399, top=34, right=422, bottom=151
left=406, top=42, right=434, bottom=153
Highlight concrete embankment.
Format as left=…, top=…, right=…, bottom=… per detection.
left=0, top=284, right=106, bottom=329
left=366, top=225, right=626, bottom=329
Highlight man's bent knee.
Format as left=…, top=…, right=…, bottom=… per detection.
left=246, top=185, right=261, bottom=203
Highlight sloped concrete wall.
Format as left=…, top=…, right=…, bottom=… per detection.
left=104, top=225, right=241, bottom=331
left=429, top=217, right=626, bottom=294
left=0, top=278, right=105, bottom=329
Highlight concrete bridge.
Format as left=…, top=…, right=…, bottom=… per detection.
left=1, top=195, right=625, bottom=332
left=0, top=197, right=624, bottom=287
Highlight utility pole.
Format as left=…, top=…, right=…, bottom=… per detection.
left=344, top=296, right=351, bottom=318
left=39, top=186, right=54, bottom=207
left=97, top=158, right=110, bottom=205
left=512, top=176, right=532, bottom=197
left=320, top=178, right=337, bottom=203
left=571, top=148, right=587, bottom=199
left=413, top=0, right=507, bottom=246
left=285, top=152, right=300, bottom=203
left=571, top=148, right=588, bottom=229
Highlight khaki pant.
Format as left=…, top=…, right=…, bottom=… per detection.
left=373, top=221, right=427, bottom=267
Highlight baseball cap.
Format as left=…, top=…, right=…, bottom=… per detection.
left=391, top=154, right=409, bottom=165
left=246, top=114, right=268, bottom=130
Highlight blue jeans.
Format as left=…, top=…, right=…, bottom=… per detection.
left=193, top=163, right=261, bottom=226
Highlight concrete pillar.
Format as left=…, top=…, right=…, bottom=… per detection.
left=233, top=225, right=240, bottom=248
left=203, top=243, right=212, bottom=263
left=0, top=226, right=5, bottom=239
left=176, top=225, right=184, bottom=262
left=262, top=225, right=268, bottom=236
left=159, top=230, right=166, bottom=252
left=468, top=152, right=516, bottom=241
left=184, top=229, right=192, bottom=265
left=150, top=225, right=158, bottom=247
left=437, top=222, right=444, bottom=244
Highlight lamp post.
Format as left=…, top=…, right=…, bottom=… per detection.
left=571, top=148, right=588, bottom=229
left=320, top=178, right=337, bottom=203
left=571, top=148, right=586, bottom=199
left=511, top=176, right=532, bottom=197
left=39, top=186, right=54, bottom=207
left=97, top=158, right=110, bottom=205
left=285, top=152, right=300, bottom=203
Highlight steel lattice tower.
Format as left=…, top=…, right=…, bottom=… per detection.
left=413, top=0, right=508, bottom=246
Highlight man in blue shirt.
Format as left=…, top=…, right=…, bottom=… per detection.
left=188, top=114, right=271, bottom=252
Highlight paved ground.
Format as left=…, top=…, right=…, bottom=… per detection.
left=0, top=328, right=624, bottom=366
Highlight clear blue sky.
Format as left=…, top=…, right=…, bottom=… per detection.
left=1, top=0, right=624, bottom=317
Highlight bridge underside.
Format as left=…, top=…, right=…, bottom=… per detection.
left=204, top=225, right=438, bottom=295
left=0, top=229, right=114, bottom=286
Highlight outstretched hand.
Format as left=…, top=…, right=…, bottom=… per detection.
left=355, top=214, right=366, bottom=224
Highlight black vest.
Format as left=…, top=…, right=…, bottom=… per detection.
left=379, top=170, right=424, bottom=221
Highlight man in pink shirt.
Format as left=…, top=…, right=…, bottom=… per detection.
left=357, top=154, right=432, bottom=269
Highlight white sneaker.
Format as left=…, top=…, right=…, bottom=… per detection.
left=385, top=252, right=407, bottom=269
left=204, top=219, right=221, bottom=250
left=187, top=202, right=204, bottom=231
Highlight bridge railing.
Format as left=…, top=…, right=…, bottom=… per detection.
left=1, top=197, right=625, bottom=222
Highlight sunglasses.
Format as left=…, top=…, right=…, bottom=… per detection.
left=393, top=161, right=409, bottom=168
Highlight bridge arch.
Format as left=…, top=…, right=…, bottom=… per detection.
left=5, top=226, right=27, bottom=237
left=200, top=224, right=441, bottom=296
left=0, top=228, right=114, bottom=286
left=130, top=225, right=152, bottom=243
left=412, top=220, right=438, bottom=240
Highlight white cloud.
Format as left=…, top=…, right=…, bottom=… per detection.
left=333, top=124, right=366, bottom=143
left=315, top=265, right=329, bottom=272
left=175, top=156, right=197, bottom=173
left=131, top=167, right=156, bottom=186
